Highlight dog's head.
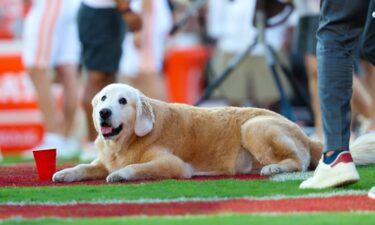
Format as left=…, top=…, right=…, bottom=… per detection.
left=92, top=83, right=155, bottom=141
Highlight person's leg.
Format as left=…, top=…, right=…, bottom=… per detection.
left=21, top=0, right=81, bottom=159
left=319, top=2, right=368, bottom=154
left=55, top=64, right=80, bottom=137
left=361, top=0, right=375, bottom=132
left=129, top=0, right=166, bottom=101
left=23, top=1, right=62, bottom=134
left=351, top=74, right=373, bottom=121
left=53, top=0, right=81, bottom=138
left=28, top=67, right=61, bottom=134
left=309, top=63, right=374, bottom=140
left=300, top=0, right=369, bottom=189
left=361, top=61, right=375, bottom=131
left=24, top=67, right=79, bottom=159
left=360, top=0, right=375, bottom=199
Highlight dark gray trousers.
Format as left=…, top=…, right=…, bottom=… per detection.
left=317, top=0, right=375, bottom=152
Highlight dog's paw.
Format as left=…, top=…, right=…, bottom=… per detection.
left=52, top=169, right=78, bottom=182
left=106, top=173, right=124, bottom=183
left=106, top=167, right=136, bottom=183
left=260, top=164, right=284, bottom=176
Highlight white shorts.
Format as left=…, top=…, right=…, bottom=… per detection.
left=22, top=0, right=81, bottom=68
left=119, top=0, right=172, bottom=76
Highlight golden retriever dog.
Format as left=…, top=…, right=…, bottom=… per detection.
left=53, top=84, right=375, bottom=182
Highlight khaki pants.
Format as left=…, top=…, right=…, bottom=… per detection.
left=211, top=49, right=292, bottom=105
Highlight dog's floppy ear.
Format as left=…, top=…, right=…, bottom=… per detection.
left=135, top=95, right=155, bottom=137
left=91, top=92, right=100, bottom=108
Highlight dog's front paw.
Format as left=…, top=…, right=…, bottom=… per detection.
left=260, top=164, right=284, bottom=176
left=106, top=167, right=136, bottom=183
left=52, top=169, right=79, bottom=182
left=106, top=173, right=123, bottom=183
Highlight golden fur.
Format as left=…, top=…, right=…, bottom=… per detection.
left=53, top=83, right=374, bottom=183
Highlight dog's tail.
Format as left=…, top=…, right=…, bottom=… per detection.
left=309, top=133, right=375, bottom=168
left=350, top=133, right=375, bottom=166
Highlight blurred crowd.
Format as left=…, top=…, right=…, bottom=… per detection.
left=0, top=0, right=375, bottom=161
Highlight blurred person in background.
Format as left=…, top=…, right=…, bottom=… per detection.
left=78, top=0, right=142, bottom=161
left=206, top=0, right=297, bottom=107
left=0, top=0, right=24, bottom=39
left=22, top=0, right=81, bottom=158
left=359, top=61, right=375, bottom=133
left=119, top=0, right=173, bottom=101
left=292, top=0, right=322, bottom=140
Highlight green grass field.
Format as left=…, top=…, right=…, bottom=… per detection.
left=2, top=165, right=374, bottom=204
left=3, top=213, right=375, bottom=225
left=1, top=157, right=374, bottom=224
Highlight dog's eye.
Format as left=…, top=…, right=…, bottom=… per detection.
left=101, top=95, right=106, bottom=102
left=119, top=97, right=127, bottom=105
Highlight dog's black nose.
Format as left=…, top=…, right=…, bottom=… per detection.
left=100, top=108, right=112, bottom=120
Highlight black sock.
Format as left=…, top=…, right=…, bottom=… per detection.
left=323, top=150, right=349, bottom=164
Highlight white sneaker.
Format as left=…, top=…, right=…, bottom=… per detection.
left=79, top=142, right=98, bottom=162
left=300, top=151, right=360, bottom=189
left=369, top=186, right=375, bottom=200
left=62, top=138, right=82, bottom=159
left=22, top=133, right=81, bottom=159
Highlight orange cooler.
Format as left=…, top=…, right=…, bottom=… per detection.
left=164, top=45, right=209, bottom=104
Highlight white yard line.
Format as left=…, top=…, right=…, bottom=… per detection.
left=1, top=190, right=367, bottom=206
left=270, top=171, right=314, bottom=182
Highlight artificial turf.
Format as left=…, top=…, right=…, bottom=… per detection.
left=1, top=165, right=374, bottom=204
left=2, top=213, right=375, bottom=225
left=0, top=156, right=79, bottom=165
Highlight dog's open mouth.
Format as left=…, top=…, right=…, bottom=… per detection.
left=100, top=123, right=123, bottom=138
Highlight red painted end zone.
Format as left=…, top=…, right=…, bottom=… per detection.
left=0, top=195, right=374, bottom=219
left=0, top=165, right=265, bottom=187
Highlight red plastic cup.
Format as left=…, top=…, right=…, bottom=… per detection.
left=32, top=148, right=57, bottom=181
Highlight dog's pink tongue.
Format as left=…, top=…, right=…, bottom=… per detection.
left=101, top=126, right=113, bottom=134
